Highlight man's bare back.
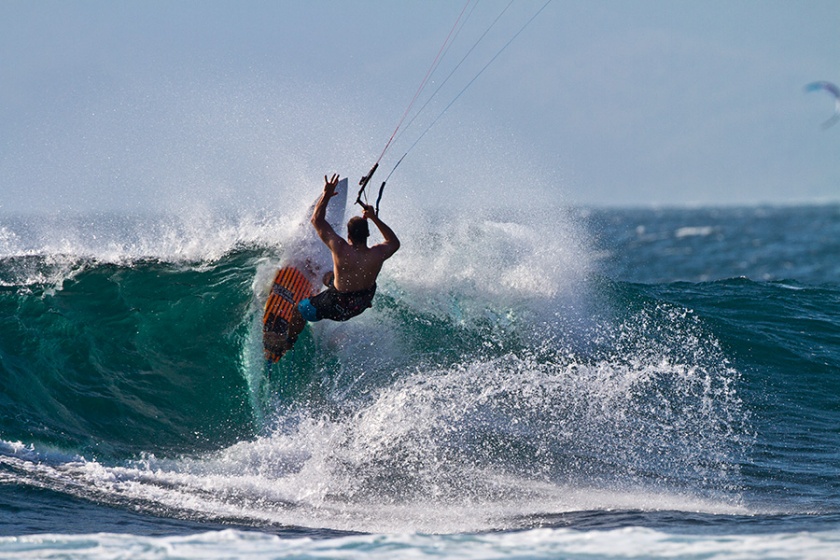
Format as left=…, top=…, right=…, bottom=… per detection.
left=330, top=240, right=389, bottom=293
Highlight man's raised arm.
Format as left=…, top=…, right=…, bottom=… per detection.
left=362, top=204, right=400, bottom=258
left=311, top=174, right=342, bottom=247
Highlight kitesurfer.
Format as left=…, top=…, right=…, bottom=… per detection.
left=297, top=173, right=400, bottom=323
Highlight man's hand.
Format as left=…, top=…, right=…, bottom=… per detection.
left=361, top=203, right=377, bottom=221
left=324, top=173, right=340, bottom=198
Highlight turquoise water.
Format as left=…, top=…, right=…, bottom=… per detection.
left=1, top=205, right=840, bottom=558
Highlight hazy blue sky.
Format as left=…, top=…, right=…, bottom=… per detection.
left=2, top=1, right=838, bottom=213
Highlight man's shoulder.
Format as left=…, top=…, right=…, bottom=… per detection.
left=318, top=224, right=345, bottom=247
left=371, top=240, right=399, bottom=259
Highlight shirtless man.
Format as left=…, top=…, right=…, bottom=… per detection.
left=297, top=173, right=400, bottom=323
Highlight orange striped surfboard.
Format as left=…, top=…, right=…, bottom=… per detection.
left=262, top=266, right=315, bottom=362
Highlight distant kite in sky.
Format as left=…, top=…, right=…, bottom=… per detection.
left=804, top=81, right=840, bottom=129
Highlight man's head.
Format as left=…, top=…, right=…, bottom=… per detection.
left=347, top=216, right=370, bottom=245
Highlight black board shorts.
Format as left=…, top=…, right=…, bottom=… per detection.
left=298, top=283, right=376, bottom=322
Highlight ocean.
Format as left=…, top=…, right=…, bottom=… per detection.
left=1, top=203, right=840, bottom=558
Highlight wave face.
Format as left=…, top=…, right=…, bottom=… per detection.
left=1, top=206, right=839, bottom=538
left=0, top=251, right=258, bottom=457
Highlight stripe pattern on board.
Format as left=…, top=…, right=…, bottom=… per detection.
left=262, top=266, right=315, bottom=362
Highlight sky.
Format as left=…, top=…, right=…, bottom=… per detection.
left=1, top=0, right=838, bottom=213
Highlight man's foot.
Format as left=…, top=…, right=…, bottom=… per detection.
left=264, top=331, right=292, bottom=354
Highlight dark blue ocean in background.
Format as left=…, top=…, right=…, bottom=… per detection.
left=1, top=203, right=840, bottom=558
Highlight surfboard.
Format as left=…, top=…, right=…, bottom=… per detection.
left=262, top=178, right=348, bottom=362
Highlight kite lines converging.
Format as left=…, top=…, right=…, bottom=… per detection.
left=355, top=0, right=553, bottom=214
left=804, top=81, right=840, bottom=129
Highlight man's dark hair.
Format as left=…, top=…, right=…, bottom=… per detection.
left=347, top=216, right=370, bottom=244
